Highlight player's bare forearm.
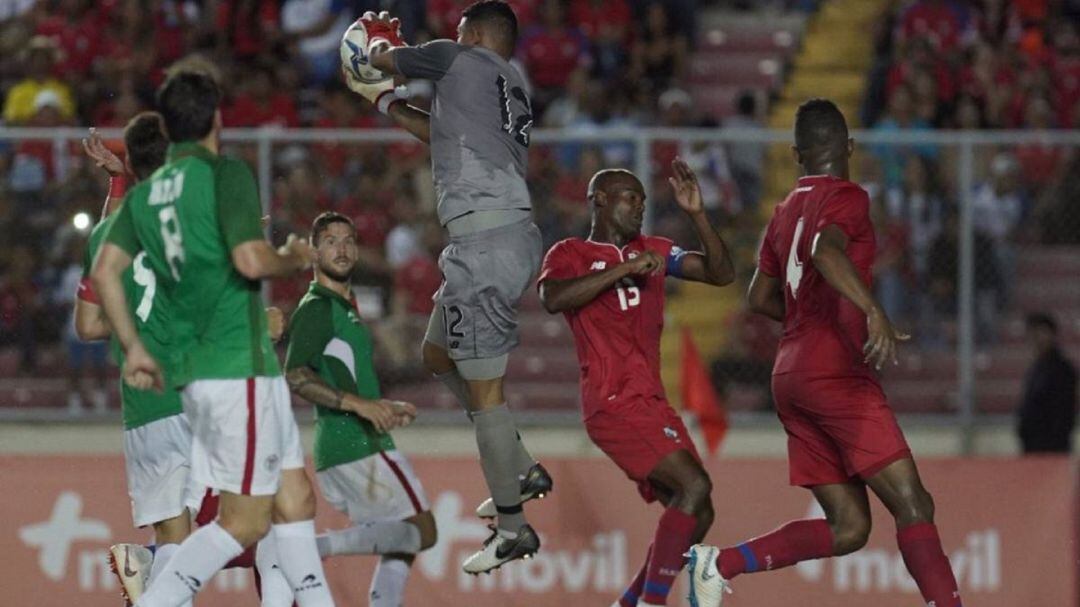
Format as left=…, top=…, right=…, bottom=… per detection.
left=747, top=268, right=784, bottom=322
left=74, top=300, right=111, bottom=341
left=681, top=212, right=735, bottom=286
left=90, top=244, right=140, bottom=351
left=370, top=48, right=401, bottom=75
left=811, top=225, right=882, bottom=317
left=231, top=238, right=309, bottom=280
left=540, top=265, right=634, bottom=313
left=286, top=366, right=348, bottom=410
left=388, top=102, right=431, bottom=144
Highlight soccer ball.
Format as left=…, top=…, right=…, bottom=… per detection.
left=340, top=21, right=390, bottom=84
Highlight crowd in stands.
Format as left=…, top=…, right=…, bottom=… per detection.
left=0, top=0, right=739, bottom=383
left=861, top=0, right=1080, bottom=347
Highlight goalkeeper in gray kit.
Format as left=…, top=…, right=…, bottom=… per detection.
left=343, top=1, right=551, bottom=574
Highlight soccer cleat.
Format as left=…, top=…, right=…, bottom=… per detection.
left=108, top=543, right=154, bottom=604
left=461, top=524, right=541, bottom=575
left=474, top=463, right=554, bottom=519
left=685, top=544, right=733, bottom=607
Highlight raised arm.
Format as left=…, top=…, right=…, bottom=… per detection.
left=812, top=224, right=909, bottom=369
left=540, top=251, right=662, bottom=314
left=217, top=158, right=313, bottom=279
left=667, top=158, right=735, bottom=286
left=231, top=235, right=312, bottom=280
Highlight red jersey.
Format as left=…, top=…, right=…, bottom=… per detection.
left=539, top=235, right=676, bottom=417
left=758, top=175, right=876, bottom=377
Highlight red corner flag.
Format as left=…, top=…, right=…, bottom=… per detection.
left=681, top=327, right=728, bottom=456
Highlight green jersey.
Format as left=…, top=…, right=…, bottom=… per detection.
left=82, top=215, right=182, bottom=430
left=285, top=282, right=395, bottom=471
left=105, top=142, right=279, bottom=386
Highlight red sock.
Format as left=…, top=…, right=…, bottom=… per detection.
left=897, top=522, right=962, bottom=607
left=619, top=544, right=652, bottom=606
left=717, top=519, right=833, bottom=579
left=640, top=508, right=697, bottom=604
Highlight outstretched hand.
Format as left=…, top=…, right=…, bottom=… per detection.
left=359, top=10, right=405, bottom=52
left=669, top=157, right=704, bottom=215
left=82, top=128, right=125, bottom=177
left=864, top=309, right=910, bottom=370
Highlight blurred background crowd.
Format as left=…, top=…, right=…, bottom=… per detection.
left=0, top=0, right=1076, bottom=429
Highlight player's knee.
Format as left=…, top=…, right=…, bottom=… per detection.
left=832, top=515, right=872, bottom=555
left=681, top=471, right=714, bottom=514
left=405, top=511, right=437, bottom=551
left=894, top=484, right=935, bottom=526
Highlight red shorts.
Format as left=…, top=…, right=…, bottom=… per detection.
left=585, top=395, right=702, bottom=502
left=772, top=372, right=911, bottom=487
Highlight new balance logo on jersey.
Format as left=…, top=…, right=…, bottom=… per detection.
left=663, top=427, right=680, bottom=442
left=590, top=261, right=606, bottom=271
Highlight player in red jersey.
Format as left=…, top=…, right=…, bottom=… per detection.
left=686, top=99, right=962, bottom=607
left=539, top=159, right=735, bottom=607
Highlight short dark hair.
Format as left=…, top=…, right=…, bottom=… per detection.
left=794, top=98, right=849, bottom=153
left=311, top=212, right=355, bottom=247
left=1026, top=312, right=1058, bottom=334
left=462, top=0, right=518, bottom=50
left=123, top=112, right=168, bottom=181
left=156, top=71, right=221, bottom=143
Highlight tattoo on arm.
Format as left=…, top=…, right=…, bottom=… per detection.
left=286, top=367, right=346, bottom=410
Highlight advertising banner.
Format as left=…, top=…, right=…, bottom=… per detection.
left=1, top=456, right=1074, bottom=606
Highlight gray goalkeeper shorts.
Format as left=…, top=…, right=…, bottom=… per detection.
left=425, top=217, right=542, bottom=361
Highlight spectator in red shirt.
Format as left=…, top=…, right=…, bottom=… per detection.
left=215, top=0, right=281, bottom=61
left=519, top=0, right=590, bottom=109
left=222, top=63, right=300, bottom=128
left=35, top=0, right=103, bottom=77
left=898, top=0, right=966, bottom=53
left=1015, top=96, right=1065, bottom=193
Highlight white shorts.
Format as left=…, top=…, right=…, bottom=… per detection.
left=123, top=414, right=202, bottom=528
left=317, top=450, right=429, bottom=523
left=182, top=376, right=304, bottom=496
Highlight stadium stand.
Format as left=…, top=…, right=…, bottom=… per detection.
left=1, top=0, right=1077, bottom=420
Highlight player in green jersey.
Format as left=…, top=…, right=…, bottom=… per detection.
left=284, top=212, right=433, bottom=607
left=75, top=116, right=199, bottom=603
left=78, top=122, right=289, bottom=604
left=92, top=71, right=334, bottom=607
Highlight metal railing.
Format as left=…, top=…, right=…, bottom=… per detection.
left=2, top=126, right=1078, bottom=449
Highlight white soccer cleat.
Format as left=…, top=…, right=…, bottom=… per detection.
left=685, top=544, right=733, bottom=607
left=475, top=463, right=553, bottom=519
left=461, top=524, right=541, bottom=575
left=108, top=543, right=154, bottom=604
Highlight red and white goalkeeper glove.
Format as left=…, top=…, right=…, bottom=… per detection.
left=359, top=10, right=405, bottom=55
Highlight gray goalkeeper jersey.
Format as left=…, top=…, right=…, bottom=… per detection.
left=394, top=40, right=533, bottom=226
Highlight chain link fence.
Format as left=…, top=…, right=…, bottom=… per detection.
left=1, top=127, right=1077, bottom=445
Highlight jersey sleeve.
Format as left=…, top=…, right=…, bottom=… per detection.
left=104, top=198, right=140, bottom=257
left=215, top=158, right=265, bottom=251
left=537, top=241, right=578, bottom=285
left=393, top=39, right=465, bottom=81
left=816, top=186, right=871, bottom=241
left=284, top=299, right=335, bottom=371
left=757, top=216, right=781, bottom=277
